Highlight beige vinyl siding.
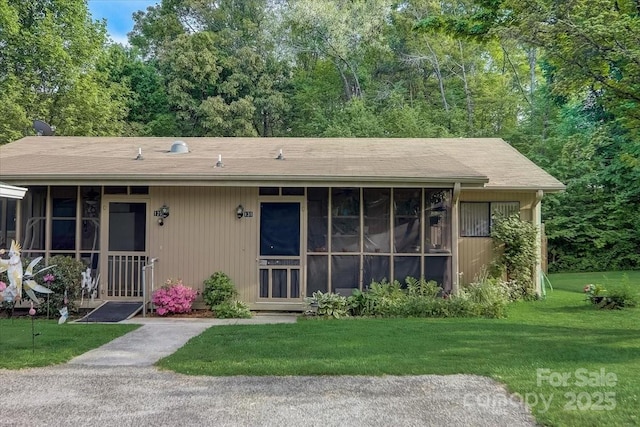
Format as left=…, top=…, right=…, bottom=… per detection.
left=149, top=186, right=259, bottom=304
left=458, top=191, right=536, bottom=285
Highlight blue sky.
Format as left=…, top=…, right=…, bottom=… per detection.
left=87, top=0, right=158, bottom=45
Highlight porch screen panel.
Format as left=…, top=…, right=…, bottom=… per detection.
left=363, top=255, right=390, bottom=287
left=21, top=187, right=47, bottom=254
left=307, top=188, right=328, bottom=252
left=425, top=190, right=452, bottom=253
left=394, top=189, right=421, bottom=253
left=331, top=188, right=360, bottom=253
left=331, top=255, right=359, bottom=294
left=108, top=203, right=146, bottom=251
left=307, top=255, right=328, bottom=296
left=51, top=187, right=76, bottom=251
left=393, top=256, right=420, bottom=284
left=0, top=199, right=17, bottom=249
left=81, top=186, right=100, bottom=252
left=364, top=189, right=390, bottom=253
left=424, top=256, right=452, bottom=292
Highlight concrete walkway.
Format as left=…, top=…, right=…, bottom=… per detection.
left=68, top=315, right=298, bottom=367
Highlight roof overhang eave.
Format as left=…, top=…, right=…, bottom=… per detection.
left=2, top=174, right=490, bottom=187
left=464, top=185, right=566, bottom=192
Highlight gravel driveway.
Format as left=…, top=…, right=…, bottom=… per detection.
left=0, top=317, right=537, bottom=426
left=0, top=366, right=536, bottom=426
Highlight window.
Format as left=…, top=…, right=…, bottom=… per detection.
left=460, top=202, right=520, bottom=237
left=259, top=187, right=305, bottom=196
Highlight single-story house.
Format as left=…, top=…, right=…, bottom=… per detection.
left=0, top=137, right=564, bottom=310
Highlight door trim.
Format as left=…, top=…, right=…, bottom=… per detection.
left=100, top=197, right=150, bottom=300
left=256, top=197, right=306, bottom=301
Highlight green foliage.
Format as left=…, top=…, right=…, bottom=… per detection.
left=347, top=279, right=405, bottom=316
left=607, top=282, right=639, bottom=309
left=305, top=291, right=349, bottom=318
left=342, top=276, right=510, bottom=319
left=460, top=278, right=510, bottom=318
left=38, top=256, right=84, bottom=316
left=212, top=300, right=252, bottom=319
left=490, top=213, right=538, bottom=297
left=0, top=0, right=127, bottom=143
left=202, top=271, right=251, bottom=318
left=584, top=275, right=639, bottom=309
left=405, top=277, right=442, bottom=298
left=202, top=272, right=238, bottom=308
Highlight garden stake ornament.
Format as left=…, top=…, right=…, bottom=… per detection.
left=29, top=301, right=40, bottom=353
left=0, top=240, right=55, bottom=304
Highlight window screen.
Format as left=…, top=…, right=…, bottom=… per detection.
left=460, top=202, right=520, bottom=237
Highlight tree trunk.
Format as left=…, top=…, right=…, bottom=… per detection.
left=458, top=40, right=473, bottom=133
left=527, top=47, right=537, bottom=97
left=425, top=40, right=449, bottom=112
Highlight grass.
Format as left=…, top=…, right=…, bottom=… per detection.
left=0, top=318, right=139, bottom=369
left=157, top=271, right=640, bottom=427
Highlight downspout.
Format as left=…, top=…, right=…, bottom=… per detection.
left=533, top=190, right=543, bottom=296
left=452, top=183, right=461, bottom=293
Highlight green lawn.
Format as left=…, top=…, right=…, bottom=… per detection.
left=0, top=319, right=139, bottom=369
left=158, top=271, right=640, bottom=427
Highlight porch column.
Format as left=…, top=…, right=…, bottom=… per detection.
left=533, top=190, right=543, bottom=296
left=451, top=183, right=461, bottom=293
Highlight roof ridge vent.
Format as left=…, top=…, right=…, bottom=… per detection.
left=170, top=140, right=189, bottom=154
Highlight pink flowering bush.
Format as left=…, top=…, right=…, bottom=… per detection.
left=152, top=279, right=198, bottom=316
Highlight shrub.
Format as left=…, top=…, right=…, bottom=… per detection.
left=460, top=277, right=510, bottom=318
left=213, top=300, right=252, bottom=319
left=202, top=272, right=237, bottom=308
left=490, top=213, right=538, bottom=298
left=607, top=281, right=638, bottom=308
left=584, top=276, right=638, bottom=309
left=305, top=291, right=349, bottom=318
left=37, top=255, right=84, bottom=316
left=152, top=279, right=197, bottom=316
left=202, top=271, right=251, bottom=318
left=348, top=279, right=406, bottom=316
left=405, top=277, right=442, bottom=298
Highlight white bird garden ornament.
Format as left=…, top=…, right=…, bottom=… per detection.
left=0, top=240, right=54, bottom=304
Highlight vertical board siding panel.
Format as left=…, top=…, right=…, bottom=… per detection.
left=148, top=186, right=258, bottom=302
left=459, top=237, right=493, bottom=285
left=458, top=190, right=537, bottom=285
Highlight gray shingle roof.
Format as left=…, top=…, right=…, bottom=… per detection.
left=0, top=137, right=564, bottom=191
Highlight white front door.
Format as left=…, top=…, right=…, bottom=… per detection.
left=101, top=200, right=148, bottom=298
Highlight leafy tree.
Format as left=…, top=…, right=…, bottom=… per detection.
left=284, top=0, right=392, bottom=100
left=129, top=0, right=290, bottom=136
left=0, top=0, right=127, bottom=143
